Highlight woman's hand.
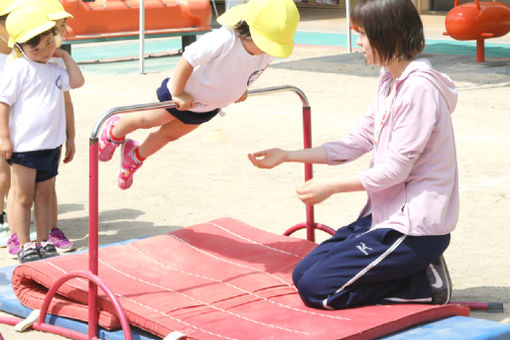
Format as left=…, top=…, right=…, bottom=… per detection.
left=248, top=148, right=287, bottom=169
left=296, top=179, right=335, bottom=205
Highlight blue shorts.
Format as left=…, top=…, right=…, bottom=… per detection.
left=7, top=147, right=61, bottom=182
left=156, top=77, right=220, bottom=125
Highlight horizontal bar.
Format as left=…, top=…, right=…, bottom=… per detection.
left=90, top=100, right=176, bottom=139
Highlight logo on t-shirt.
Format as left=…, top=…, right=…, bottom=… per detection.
left=247, top=69, right=264, bottom=87
left=55, top=75, right=63, bottom=89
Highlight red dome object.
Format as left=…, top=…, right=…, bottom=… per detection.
left=444, top=0, right=510, bottom=62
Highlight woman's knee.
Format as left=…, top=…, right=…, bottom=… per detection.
left=294, top=271, right=330, bottom=308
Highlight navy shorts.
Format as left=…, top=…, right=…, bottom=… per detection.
left=156, top=77, right=220, bottom=125
left=7, top=146, right=61, bottom=182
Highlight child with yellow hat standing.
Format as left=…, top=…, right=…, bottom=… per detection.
left=0, top=1, right=15, bottom=251
left=0, top=5, right=84, bottom=263
left=0, top=0, right=78, bottom=258
left=98, top=0, right=299, bottom=190
left=14, top=0, right=78, bottom=254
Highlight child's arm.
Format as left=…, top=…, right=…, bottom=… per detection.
left=0, top=103, right=13, bottom=160
left=53, top=49, right=84, bottom=89
left=62, top=91, right=75, bottom=163
left=170, top=57, right=194, bottom=111
left=235, top=90, right=248, bottom=103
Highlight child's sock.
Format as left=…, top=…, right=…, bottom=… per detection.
left=134, top=147, right=145, bottom=163
left=108, top=125, right=124, bottom=143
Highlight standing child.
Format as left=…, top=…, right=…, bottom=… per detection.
left=249, top=0, right=459, bottom=309
left=26, top=0, right=77, bottom=253
left=0, top=0, right=76, bottom=258
left=0, top=0, right=15, bottom=250
left=0, top=0, right=37, bottom=256
left=0, top=5, right=84, bottom=263
left=98, top=0, right=299, bottom=189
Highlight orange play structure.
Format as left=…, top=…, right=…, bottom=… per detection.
left=59, top=0, right=212, bottom=52
left=444, top=0, right=510, bottom=62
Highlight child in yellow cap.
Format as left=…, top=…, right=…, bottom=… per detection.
left=98, top=0, right=299, bottom=190
left=0, top=1, right=15, bottom=250
left=0, top=5, right=84, bottom=263
left=9, top=0, right=78, bottom=254
left=0, top=0, right=77, bottom=258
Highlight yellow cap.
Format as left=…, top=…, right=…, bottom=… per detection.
left=5, top=0, right=72, bottom=20
left=217, top=0, right=299, bottom=58
left=6, top=5, right=55, bottom=47
left=0, top=0, right=17, bottom=16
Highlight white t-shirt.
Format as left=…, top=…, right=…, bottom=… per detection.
left=0, top=53, right=7, bottom=72
left=175, top=26, right=274, bottom=112
left=0, top=56, right=70, bottom=152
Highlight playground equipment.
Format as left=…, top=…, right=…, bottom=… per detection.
left=59, top=0, right=212, bottom=55
left=0, top=86, right=335, bottom=339
left=0, top=86, right=503, bottom=339
left=444, top=0, right=510, bottom=62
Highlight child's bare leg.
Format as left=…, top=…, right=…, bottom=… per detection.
left=6, top=185, right=15, bottom=233
left=112, top=108, right=175, bottom=140
left=33, top=177, right=54, bottom=243
left=0, top=159, right=11, bottom=233
left=49, top=181, right=57, bottom=229
left=0, top=160, right=10, bottom=211
left=10, top=164, right=36, bottom=245
left=138, top=118, right=200, bottom=158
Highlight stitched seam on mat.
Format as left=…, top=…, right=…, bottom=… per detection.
left=100, top=258, right=310, bottom=336
left=167, top=234, right=293, bottom=287
left=206, top=221, right=304, bottom=259
left=129, top=244, right=351, bottom=321
left=48, top=265, right=238, bottom=339
left=46, top=262, right=84, bottom=291
left=116, top=294, right=238, bottom=340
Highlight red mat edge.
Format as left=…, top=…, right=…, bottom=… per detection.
left=344, top=304, right=470, bottom=340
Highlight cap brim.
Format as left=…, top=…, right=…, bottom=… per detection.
left=0, top=2, right=16, bottom=16
left=216, top=4, right=247, bottom=26
left=8, top=21, right=55, bottom=47
left=250, top=29, right=294, bottom=58
left=49, top=11, right=73, bottom=20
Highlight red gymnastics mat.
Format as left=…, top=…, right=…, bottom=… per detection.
left=12, top=217, right=469, bottom=339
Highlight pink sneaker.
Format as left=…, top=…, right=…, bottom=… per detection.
left=99, top=115, right=123, bottom=162
left=7, top=233, right=19, bottom=259
left=49, top=227, right=75, bottom=253
left=118, top=139, right=143, bottom=190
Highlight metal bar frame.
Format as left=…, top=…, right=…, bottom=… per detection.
left=0, top=85, right=497, bottom=339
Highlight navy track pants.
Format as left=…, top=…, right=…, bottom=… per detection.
left=292, top=215, right=450, bottom=309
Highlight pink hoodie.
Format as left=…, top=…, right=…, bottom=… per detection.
left=323, top=58, right=458, bottom=236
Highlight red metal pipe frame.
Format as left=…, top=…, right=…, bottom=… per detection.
left=0, top=86, right=497, bottom=339
left=247, top=86, right=336, bottom=242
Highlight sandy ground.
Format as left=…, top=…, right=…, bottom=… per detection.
left=1, top=9, right=510, bottom=340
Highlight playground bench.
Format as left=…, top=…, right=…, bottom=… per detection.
left=59, top=0, right=212, bottom=55
left=61, top=27, right=211, bottom=55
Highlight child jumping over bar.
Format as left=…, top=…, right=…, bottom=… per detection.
left=0, top=5, right=84, bottom=263
left=98, top=0, right=299, bottom=189
left=249, top=0, right=458, bottom=309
